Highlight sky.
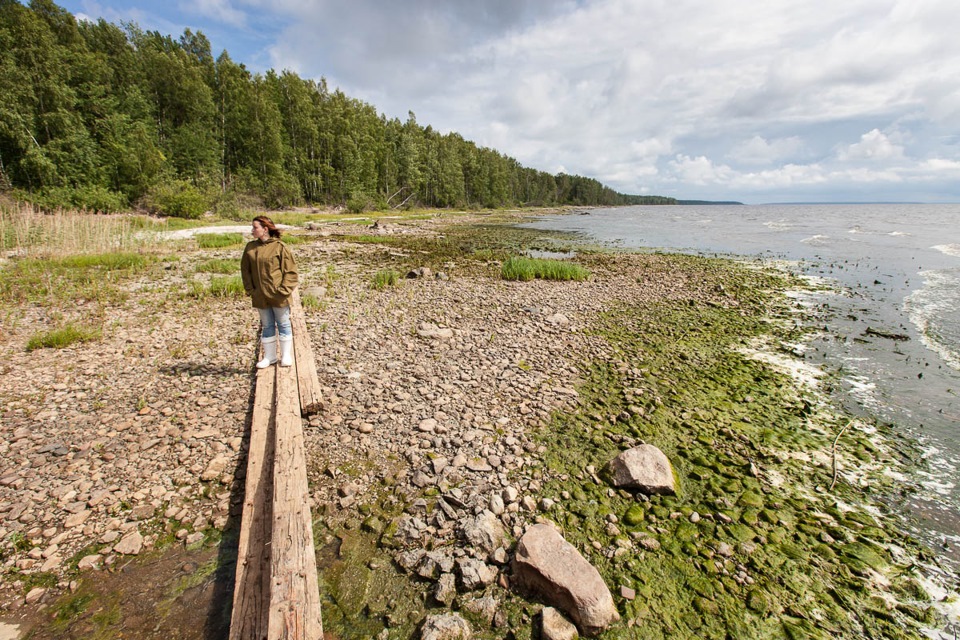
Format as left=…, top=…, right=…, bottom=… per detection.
left=54, top=0, right=960, bottom=204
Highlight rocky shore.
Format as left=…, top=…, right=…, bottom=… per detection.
left=0, top=210, right=954, bottom=638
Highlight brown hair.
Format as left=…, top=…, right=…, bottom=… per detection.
left=253, top=216, right=281, bottom=238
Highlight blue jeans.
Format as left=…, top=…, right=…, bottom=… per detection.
left=258, top=306, right=292, bottom=339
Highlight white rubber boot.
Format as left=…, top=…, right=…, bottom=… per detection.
left=256, top=335, right=278, bottom=368
left=279, top=335, right=294, bottom=367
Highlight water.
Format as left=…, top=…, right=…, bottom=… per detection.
left=523, top=204, right=960, bottom=569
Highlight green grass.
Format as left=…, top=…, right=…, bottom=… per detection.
left=0, top=251, right=154, bottom=305
left=280, top=233, right=310, bottom=245
left=195, top=258, right=238, bottom=274
left=58, top=252, right=149, bottom=270
left=195, top=233, right=244, bottom=249
left=500, top=255, right=591, bottom=281
left=372, top=269, right=400, bottom=290
left=186, top=275, right=245, bottom=299
left=26, top=323, right=101, bottom=351
left=301, top=293, right=323, bottom=310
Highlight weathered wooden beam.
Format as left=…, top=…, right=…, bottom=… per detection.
left=229, top=363, right=276, bottom=640
left=268, top=364, right=324, bottom=639
left=289, top=289, right=324, bottom=416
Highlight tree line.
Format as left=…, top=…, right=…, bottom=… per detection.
left=0, top=0, right=677, bottom=217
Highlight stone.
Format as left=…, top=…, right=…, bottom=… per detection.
left=420, top=613, right=472, bottom=640
left=434, top=572, right=457, bottom=606
left=463, top=596, right=498, bottom=626
left=457, top=557, right=496, bottom=590
left=512, top=524, right=619, bottom=636
left=459, top=510, right=506, bottom=555
left=606, top=444, right=676, bottom=495
left=417, top=323, right=455, bottom=340
left=64, top=510, right=92, bottom=528
left=200, top=456, right=229, bottom=482
left=24, top=587, right=47, bottom=605
left=541, top=607, right=579, bottom=640
left=77, top=554, right=102, bottom=571
left=114, top=530, right=144, bottom=555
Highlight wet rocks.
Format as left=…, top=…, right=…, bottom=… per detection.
left=512, top=524, right=619, bottom=636
left=606, top=444, right=676, bottom=495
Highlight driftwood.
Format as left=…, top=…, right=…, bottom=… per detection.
left=290, top=289, right=324, bottom=415
left=268, top=367, right=323, bottom=639
left=864, top=326, right=910, bottom=341
left=229, top=357, right=277, bottom=639
left=829, top=421, right=852, bottom=492
left=230, top=312, right=324, bottom=639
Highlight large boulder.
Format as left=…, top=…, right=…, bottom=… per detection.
left=512, top=524, right=619, bottom=636
left=606, top=444, right=675, bottom=495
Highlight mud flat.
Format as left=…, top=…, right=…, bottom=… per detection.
left=0, top=209, right=955, bottom=638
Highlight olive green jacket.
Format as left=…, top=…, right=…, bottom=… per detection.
left=240, top=237, right=299, bottom=308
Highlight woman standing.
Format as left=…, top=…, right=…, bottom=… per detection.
left=241, top=216, right=299, bottom=368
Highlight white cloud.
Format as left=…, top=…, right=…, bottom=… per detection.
left=728, top=136, right=806, bottom=165
left=837, top=129, right=905, bottom=161
left=181, top=0, right=247, bottom=28
left=62, top=0, right=960, bottom=201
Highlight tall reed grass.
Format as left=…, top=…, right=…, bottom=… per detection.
left=0, top=201, right=161, bottom=258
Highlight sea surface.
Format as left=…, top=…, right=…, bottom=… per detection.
left=522, top=203, right=960, bottom=574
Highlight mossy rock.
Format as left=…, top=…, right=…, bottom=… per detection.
left=723, top=480, right=744, bottom=493
left=737, top=491, right=764, bottom=509
left=727, top=524, right=756, bottom=543
left=859, top=526, right=888, bottom=540
left=782, top=615, right=830, bottom=639
left=779, top=542, right=807, bottom=560
left=843, top=510, right=877, bottom=527
left=840, top=541, right=887, bottom=572
left=741, top=509, right=760, bottom=527
left=813, top=543, right=836, bottom=561
left=746, top=589, right=775, bottom=614
left=651, top=505, right=670, bottom=519
left=361, top=515, right=385, bottom=535
left=694, top=596, right=720, bottom=616
left=623, top=504, right=645, bottom=526
left=675, top=522, right=699, bottom=542
left=760, top=509, right=780, bottom=525
left=687, top=575, right=715, bottom=598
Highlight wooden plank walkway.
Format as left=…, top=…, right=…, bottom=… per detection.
left=230, top=297, right=324, bottom=640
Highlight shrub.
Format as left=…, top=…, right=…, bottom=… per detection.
left=347, top=192, right=372, bottom=214
left=146, top=179, right=209, bottom=219
left=26, top=324, right=101, bottom=351
left=196, top=233, right=244, bottom=249
left=501, top=256, right=590, bottom=282
left=372, top=269, right=400, bottom=290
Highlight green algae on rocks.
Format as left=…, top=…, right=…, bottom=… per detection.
left=534, top=256, right=939, bottom=639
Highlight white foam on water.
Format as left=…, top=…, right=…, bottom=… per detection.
left=904, top=269, right=960, bottom=371
left=933, top=243, right=960, bottom=258
left=764, top=219, right=795, bottom=231
left=800, top=234, right=832, bottom=245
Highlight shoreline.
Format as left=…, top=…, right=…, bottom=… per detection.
left=0, top=210, right=956, bottom=638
